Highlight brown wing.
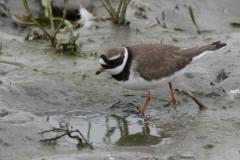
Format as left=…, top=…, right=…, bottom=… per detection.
left=126, top=42, right=226, bottom=81
left=127, top=43, right=190, bottom=81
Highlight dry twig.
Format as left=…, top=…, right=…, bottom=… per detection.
left=175, top=88, right=207, bottom=109
left=40, top=126, right=93, bottom=149
left=107, top=100, right=121, bottom=109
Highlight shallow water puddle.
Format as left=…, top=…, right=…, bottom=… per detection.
left=38, top=110, right=161, bottom=147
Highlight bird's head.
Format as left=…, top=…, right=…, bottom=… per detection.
left=96, top=47, right=127, bottom=75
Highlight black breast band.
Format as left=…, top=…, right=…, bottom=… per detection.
left=111, top=47, right=132, bottom=82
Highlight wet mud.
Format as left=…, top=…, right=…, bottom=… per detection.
left=1, top=0, right=240, bottom=159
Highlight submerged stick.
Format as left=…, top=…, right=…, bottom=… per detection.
left=175, top=88, right=207, bottom=109
left=155, top=17, right=167, bottom=28
left=40, top=126, right=93, bottom=149
left=107, top=100, right=121, bottom=109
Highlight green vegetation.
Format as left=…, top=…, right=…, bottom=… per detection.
left=189, top=6, right=201, bottom=35
left=230, top=23, right=240, bottom=28
left=22, top=0, right=69, bottom=47
left=56, top=31, right=82, bottom=56
left=101, top=0, right=131, bottom=24
left=22, top=0, right=81, bottom=54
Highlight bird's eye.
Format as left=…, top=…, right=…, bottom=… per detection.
left=108, top=60, right=116, bottom=65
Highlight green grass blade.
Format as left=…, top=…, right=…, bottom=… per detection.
left=47, top=0, right=55, bottom=34
left=189, top=6, right=201, bottom=35
left=22, top=0, right=52, bottom=38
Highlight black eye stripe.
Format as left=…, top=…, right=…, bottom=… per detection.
left=100, top=54, right=124, bottom=70
left=108, top=59, right=116, bottom=64
left=100, top=55, right=119, bottom=64
left=100, top=55, right=108, bottom=62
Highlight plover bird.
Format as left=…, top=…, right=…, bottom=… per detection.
left=96, top=41, right=227, bottom=115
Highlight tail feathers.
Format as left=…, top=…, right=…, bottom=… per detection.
left=210, top=41, right=228, bottom=51
left=182, top=41, right=228, bottom=61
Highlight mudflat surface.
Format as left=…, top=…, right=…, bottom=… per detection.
left=1, top=0, right=240, bottom=159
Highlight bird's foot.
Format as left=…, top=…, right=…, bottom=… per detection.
left=169, top=97, right=180, bottom=105
left=163, top=98, right=180, bottom=108
left=139, top=111, right=145, bottom=116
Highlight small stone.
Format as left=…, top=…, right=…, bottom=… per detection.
left=179, top=152, right=195, bottom=158
left=204, top=143, right=214, bottom=148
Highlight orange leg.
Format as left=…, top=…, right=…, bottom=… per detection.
left=168, top=82, right=179, bottom=104
left=139, top=92, right=152, bottom=115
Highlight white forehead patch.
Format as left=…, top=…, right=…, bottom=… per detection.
left=109, top=54, right=121, bottom=60
left=99, top=58, right=107, bottom=65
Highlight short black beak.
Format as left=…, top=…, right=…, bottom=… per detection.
left=95, top=70, right=101, bottom=75
left=95, top=66, right=105, bottom=75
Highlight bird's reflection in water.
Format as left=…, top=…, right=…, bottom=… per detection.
left=45, top=111, right=161, bottom=146
left=104, top=114, right=161, bottom=146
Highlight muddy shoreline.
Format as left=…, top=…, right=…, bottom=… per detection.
left=1, top=0, right=240, bottom=159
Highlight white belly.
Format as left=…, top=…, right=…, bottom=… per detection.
left=118, top=62, right=190, bottom=91
left=118, top=75, right=168, bottom=90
